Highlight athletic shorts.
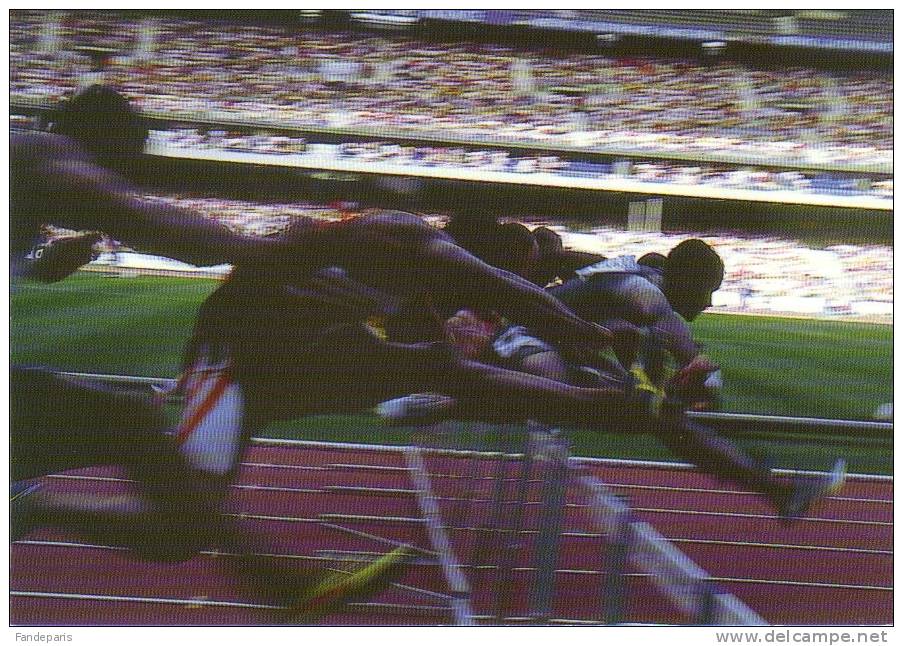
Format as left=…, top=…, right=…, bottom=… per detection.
left=491, top=325, right=555, bottom=365
left=173, top=349, right=246, bottom=477
left=490, top=326, right=630, bottom=390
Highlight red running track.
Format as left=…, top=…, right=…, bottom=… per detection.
left=9, top=440, right=892, bottom=626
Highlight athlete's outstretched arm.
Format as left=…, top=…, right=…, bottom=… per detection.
left=37, top=155, right=286, bottom=269
left=420, top=239, right=612, bottom=350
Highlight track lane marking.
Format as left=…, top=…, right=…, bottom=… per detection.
left=46, top=469, right=893, bottom=505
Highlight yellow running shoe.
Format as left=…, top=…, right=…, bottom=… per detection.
left=628, top=365, right=665, bottom=418
left=285, top=545, right=414, bottom=622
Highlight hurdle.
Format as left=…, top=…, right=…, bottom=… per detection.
left=407, top=420, right=575, bottom=624
left=576, top=474, right=767, bottom=625
left=409, top=419, right=767, bottom=626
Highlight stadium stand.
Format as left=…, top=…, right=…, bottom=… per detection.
left=9, top=10, right=892, bottom=171
left=128, top=130, right=891, bottom=202
left=403, top=9, right=893, bottom=48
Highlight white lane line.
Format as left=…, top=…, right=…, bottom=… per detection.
left=41, top=476, right=893, bottom=530
left=246, top=437, right=893, bottom=483
left=17, top=531, right=892, bottom=559
left=10, top=590, right=277, bottom=610
left=11, top=572, right=890, bottom=598
left=21, top=527, right=894, bottom=560
left=9, top=590, right=447, bottom=616
left=634, top=507, right=892, bottom=527
left=46, top=472, right=891, bottom=506
left=13, top=540, right=890, bottom=591
left=667, top=538, right=892, bottom=556
left=702, top=578, right=893, bottom=592
left=408, top=472, right=892, bottom=505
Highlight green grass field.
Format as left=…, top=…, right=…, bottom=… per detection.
left=11, top=272, right=893, bottom=474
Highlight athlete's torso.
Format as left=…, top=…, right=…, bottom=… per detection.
left=550, top=256, right=669, bottom=326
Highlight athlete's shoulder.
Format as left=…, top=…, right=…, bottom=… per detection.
left=353, top=210, right=449, bottom=241
left=357, top=209, right=427, bottom=227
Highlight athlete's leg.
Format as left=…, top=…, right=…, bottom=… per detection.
left=173, top=284, right=417, bottom=609
left=655, top=408, right=790, bottom=501
left=10, top=367, right=214, bottom=559
left=10, top=367, right=173, bottom=480
left=655, top=409, right=844, bottom=517
left=622, top=332, right=808, bottom=511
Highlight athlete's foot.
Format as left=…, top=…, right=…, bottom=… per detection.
left=376, top=393, right=457, bottom=426
left=283, top=545, right=414, bottom=622
left=623, top=366, right=671, bottom=424
left=10, top=480, right=42, bottom=542
left=778, top=459, right=847, bottom=522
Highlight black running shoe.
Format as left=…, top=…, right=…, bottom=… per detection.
left=780, top=459, right=847, bottom=521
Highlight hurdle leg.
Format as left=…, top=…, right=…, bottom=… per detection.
left=602, top=501, right=632, bottom=624
left=528, top=432, right=570, bottom=623
left=492, top=424, right=536, bottom=620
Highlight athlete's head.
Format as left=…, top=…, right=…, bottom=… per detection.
left=444, top=309, right=500, bottom=359
left=662, top=239, right=724, bottom=321
left=51, top=85, right=148, bottom=166
left=495, top=222, right=541, bottom=277
left=532, top=226, right=564, bottom=257
left=528, top=226, right=566, bottom=286
left=454, top=220, right=539, bottom=277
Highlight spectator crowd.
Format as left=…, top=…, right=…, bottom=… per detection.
left=10, top=10, right=892, bottom=171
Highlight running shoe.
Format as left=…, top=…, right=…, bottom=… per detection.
left=376, top=393, right=456, bottom=426
left=780, top=459, right=847, bottom=521
left=626, top=366, right=666, bottom=419
left=285, top=545, right=414, bottom=622
left=10, top=480, right=42, bottom=542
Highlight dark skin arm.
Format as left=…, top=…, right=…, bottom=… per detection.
left=13, top=131, right=287, bottom=269
left=417, top=238, right=613, bottom=350
left=531, top=249, right=607, bottom=286
left=278, top=212, right=614, bottom=352
left=554, top=250, right=608, bottom=281
left=42, top=158, right=286, bottom=268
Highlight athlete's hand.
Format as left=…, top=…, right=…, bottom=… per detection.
left=607, top=319, right=642, bottom=366
left=669, top=354, right=722, bottom=410
left=27, top=232, right=102, bottom=282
